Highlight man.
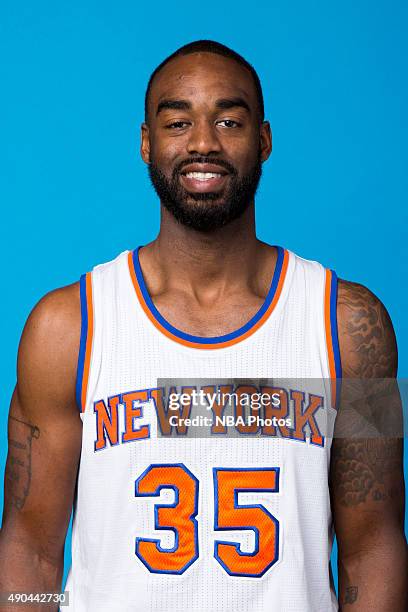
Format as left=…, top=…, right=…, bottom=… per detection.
left=0, top=39, right=406, bottom=611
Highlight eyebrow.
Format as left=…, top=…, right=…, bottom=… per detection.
left=156, top=96, right=251, bottom=116
left=215, top=97, right=251, bottom=113
left=156, top=99, right=191, bottom=115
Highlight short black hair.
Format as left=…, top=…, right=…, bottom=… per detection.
left=144, top=39, right=264, bottom=123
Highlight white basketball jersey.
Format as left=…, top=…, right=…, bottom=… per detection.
left=64, top=244, right=342, bottom=612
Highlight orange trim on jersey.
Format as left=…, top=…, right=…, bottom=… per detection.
left=81, top=272, right=94, bottom=412
left=127, top=249, right=289, bottom=350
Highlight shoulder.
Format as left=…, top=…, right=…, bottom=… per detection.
left=337, top=278, right=397, bottom=377
left=20, top=282, right=80, bottom=352
left=17, top=282, right=81, bottom=409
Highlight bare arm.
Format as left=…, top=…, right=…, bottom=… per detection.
left=330, top=279, right=408, bottom=610
left=0, top=283, right=82, bottom=610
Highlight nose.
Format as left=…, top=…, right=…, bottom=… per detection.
left=186, top=119, right=222, bottom=156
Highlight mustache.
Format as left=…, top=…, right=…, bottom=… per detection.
left=173, top=156, right=238, bottom=177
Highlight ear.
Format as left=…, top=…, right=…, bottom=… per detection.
left=260, top=121, right=272, bottom=162
left=140, top=123, right=151, bottom=164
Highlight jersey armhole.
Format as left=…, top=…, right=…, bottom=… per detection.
left=324, top=269, right=342, bottom=410
left=75, top=271, right=94, bottom=413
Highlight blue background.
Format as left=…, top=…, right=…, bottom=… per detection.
left=1, top=0, right=407, bottom=594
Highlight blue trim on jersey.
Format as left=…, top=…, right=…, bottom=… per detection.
left=132, top=245, right=285, bottom=345
left=329, top=270, right=342, bottom=378
left=75, top=273, right=88, bottom=412
left=330, top=270, right=342, bottom=409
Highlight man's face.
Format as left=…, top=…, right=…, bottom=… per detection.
left=142, top=52, right=271, bottom=232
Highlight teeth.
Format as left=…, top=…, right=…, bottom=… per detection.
left=185, top=172, right=222, bottom=180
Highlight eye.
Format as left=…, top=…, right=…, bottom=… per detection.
left=166, top=121, right=190, bottom=129
left=217, top=119, right=242, bottom=128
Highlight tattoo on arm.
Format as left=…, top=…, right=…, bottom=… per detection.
left=5, top=415, right=40, bottom=510
left=330, top=437, right=403, bottom=507
left=344, top=585, right=359, bottom=605
left=333, top=281, right=403, bottom=507
left=332, top=281, right=407, bottom=607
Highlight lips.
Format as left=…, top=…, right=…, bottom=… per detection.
left=179, top=163, right=229, bottom=193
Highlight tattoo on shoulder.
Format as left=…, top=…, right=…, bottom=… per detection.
left=332, top=282, right=403, bottom=507
left=337, top=280, right=397, bottom=377
left=5, top=415, right=40, bottom=510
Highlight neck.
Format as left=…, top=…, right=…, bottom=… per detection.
left=139, top=202, right=276, bottom=302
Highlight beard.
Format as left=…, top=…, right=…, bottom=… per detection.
left=148, top=152, right=262, bottom=232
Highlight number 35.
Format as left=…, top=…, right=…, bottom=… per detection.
left=134, top=464, right=280, bottom=577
